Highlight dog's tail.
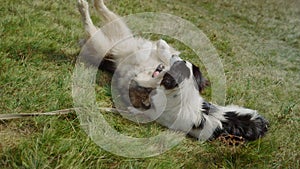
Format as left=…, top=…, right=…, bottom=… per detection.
left=195, top=102, right=269, bottom=141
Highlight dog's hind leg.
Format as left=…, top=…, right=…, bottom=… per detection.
left=94, top=0, right=133, bottom=40
left=94, top=0, right=119, bottom=22
left=77, top=0, right=98, bottom=37
left=78, top=0, right=114, bottom=67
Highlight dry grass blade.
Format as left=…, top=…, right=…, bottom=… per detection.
left=0, top=108, right=128, bottom=120
left=0, top=108, right=76, bottom=120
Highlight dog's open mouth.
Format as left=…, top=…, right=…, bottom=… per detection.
left=152, top=64, right=165, bottom=78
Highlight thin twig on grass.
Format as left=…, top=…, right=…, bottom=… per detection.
left=0, top=107, right=127, bottom=120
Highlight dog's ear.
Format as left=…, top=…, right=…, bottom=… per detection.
left=192, top=64, right=209, bottom=92
left=156, top=39, right=181, bottom=64
left=161, top=61, right=190, bottom=90
left=156, top=39, right=172, bottom=62
left=156, top=39, right=170, bottom=50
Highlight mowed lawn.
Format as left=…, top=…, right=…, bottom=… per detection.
left=1, top=0, right=299, bottom=168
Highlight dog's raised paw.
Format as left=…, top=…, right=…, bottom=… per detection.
left=77, top=0, right=89, bottom=14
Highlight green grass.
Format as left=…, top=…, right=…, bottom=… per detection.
left=1, top=0, right=299, bottom=168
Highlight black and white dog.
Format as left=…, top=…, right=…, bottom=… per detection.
left=129, top=55, right=268, bottom=141
left=77, top=0, right=268, bottom=141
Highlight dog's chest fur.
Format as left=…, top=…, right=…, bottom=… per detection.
left=156, top=75, right=204, bottom=132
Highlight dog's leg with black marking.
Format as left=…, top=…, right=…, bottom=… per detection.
left=189, top=103, right=269, bottom=142
left=192, top=103, right=269, bottom=141
left=217, top=105, right=269, bottom=141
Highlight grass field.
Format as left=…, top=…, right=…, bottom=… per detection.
left=1, top=0, right=299, bottom=168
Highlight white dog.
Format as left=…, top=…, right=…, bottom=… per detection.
left=77, top=0, right=268, bottom=141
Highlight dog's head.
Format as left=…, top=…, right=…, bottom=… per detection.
left=160, top=55, right=208, bottom=92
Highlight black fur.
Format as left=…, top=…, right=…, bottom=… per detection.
left=201, top=102, right=269, bottom=141
left=192, top=115, right=206, bottom=130
left=221, top=111, right=269, bottom=141
left=202, top=101, right=212, bottom=115
left=160, top=61, right=191, bottom=89
left=99, top=54, right=116, bottom=73
left=210, top=126, right=224, bottom=140
left=192, top=64, right=209, bottom=92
